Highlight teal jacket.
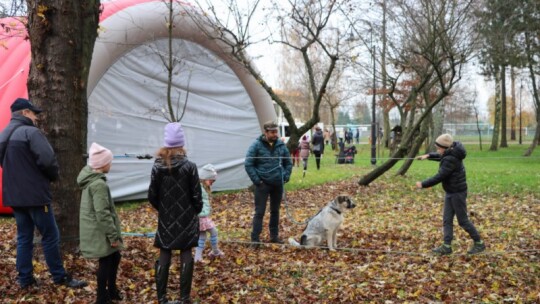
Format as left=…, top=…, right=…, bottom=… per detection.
left=245, top=135, right=292, bottom=186
left=198, top=185, right=211, bottom=217
left=77, top=166, right=123, bottom=258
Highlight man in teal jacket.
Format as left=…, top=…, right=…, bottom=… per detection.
left=245, top=121, right=292, bottom=246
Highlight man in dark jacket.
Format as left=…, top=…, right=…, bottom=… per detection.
left=245, top=121, right=293, bottom=246
left=416, top=134, right=485, bottom=255
left=0, top=98, right=87, bottom=289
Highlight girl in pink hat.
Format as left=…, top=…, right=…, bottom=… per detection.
left=78, top=142, right=123, bottom=303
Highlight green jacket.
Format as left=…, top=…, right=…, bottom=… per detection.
left=77, top=166, right=123, bottom=258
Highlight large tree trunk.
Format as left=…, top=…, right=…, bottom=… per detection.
left=358, top=148, right=406, bottom=185
left=500, top=65, right=508, bottom=147
left=523, top=119, right=540, bottom=156
left=429, top=101, right=445, bottom=151
left=396, top=114, right=430, bottom=176
left=523, top=32, right=540, bottom=156
left=381, top=0, right=390, bottom=149
left=490, top=68, right=501, bottom=151
left=26, top=0, right=101, bottom=250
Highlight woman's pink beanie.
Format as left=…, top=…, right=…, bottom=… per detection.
left=88, top=142, right=113, bottom=169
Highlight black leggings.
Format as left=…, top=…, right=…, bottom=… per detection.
left=313, top=151, right=322, bottom=169
left=159, top=248, right=192, bottom=266
left=97, top=251, right=121, bottom=293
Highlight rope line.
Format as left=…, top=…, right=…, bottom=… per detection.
left=243, top=156, right=540, bottom=160
left=119, top=233, right=539, bottom=256
left=118, top=150, right=539, bottom=257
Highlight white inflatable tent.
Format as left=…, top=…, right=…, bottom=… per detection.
left=0, top=0, right=276, bottom=208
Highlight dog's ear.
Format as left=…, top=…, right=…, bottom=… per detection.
left=336, top=195, right=349, bottom=203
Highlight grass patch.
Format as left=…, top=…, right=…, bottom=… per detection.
left=116, top=199, right=148, bottom=211
left=282, top=142, right=539, bottom=195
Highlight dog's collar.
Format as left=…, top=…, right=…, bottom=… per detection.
left=330, top=206, right=342, bottom=214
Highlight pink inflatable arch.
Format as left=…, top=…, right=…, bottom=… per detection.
left=0, top=0, right=276, bottom=214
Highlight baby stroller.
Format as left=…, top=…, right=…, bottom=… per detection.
left=336, top=145, right=357, bottom=164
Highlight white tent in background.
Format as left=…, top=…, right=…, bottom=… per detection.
left=88, top=0, right=276, bottom=199
left=0, top=0, right=276, bottom=209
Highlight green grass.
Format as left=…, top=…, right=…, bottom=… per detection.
left=283, top=142, right=540, bottom=195
left=405, top=143, right=540, bottom=194
left=115, top=199, right=147, bottom=211
left=112, top=142, right=540, bottom=210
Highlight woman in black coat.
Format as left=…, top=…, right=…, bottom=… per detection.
left=148, top=122, right=202, bottom=304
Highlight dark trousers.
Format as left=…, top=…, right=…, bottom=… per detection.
left=442, top=192, right=481, bottom=244
left=313, top=151, right=322, bottom=169
left=12, top=205, right=67, bottom=286
left=97, top=251, right=121, bottom=297
left=251, top=183, right=283, bottom=241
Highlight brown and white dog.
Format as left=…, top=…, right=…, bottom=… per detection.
left=288, top=195, right=356, bottom=251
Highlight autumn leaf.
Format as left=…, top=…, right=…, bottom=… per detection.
left=0, top=178, right=538, bottom=302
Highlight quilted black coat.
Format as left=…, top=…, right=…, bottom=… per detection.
left=421, top=141, right=467, bottom=193
left=148, top=155, right=202, bottom=250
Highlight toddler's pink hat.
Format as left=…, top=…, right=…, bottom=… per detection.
left=88, top=142, right=113, bottom=169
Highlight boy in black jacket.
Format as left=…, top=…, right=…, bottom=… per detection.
left=416, top=134, right=486, bottom=255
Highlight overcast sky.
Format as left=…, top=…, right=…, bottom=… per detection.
left=2, top=0, right=533, bottom=117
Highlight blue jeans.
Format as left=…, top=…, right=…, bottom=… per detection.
left=251, top=183, right=283, bottom=241
left=442, top=192, right=481, bottom=244
left=12, top=205, right=67, bottom=286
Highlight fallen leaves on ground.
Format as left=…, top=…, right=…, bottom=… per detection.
left=0, top=176, right=538, bottom=303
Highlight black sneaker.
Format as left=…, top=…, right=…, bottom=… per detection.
left=467, top=242, right=486, bottom=254
left=109, top=288, right=123, bottom=301
left=20, top=277, right=38, bottom=289
left=432, top=244, right=452, bottom=255
left=249, top=240, right=261, bottom=249
left=55, top=274, right=87, bottom=288
left=269, top=237, right=284, bottom=244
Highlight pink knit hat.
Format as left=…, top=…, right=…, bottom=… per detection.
left=88, top=142, right=113, bottom=169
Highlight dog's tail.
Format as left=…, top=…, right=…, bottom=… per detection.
left=288, top=237, right=301, bottom=247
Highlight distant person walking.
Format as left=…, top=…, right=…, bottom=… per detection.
left=0, top=98, right=87, bottom=289
left=323, top=128, right=331, bottom=146
left=311, top=126, right=325, bottom=170
left=148, top=122, right=203, bottom=303
left=245, top=121, right=293, bottom=246
left=416, top=134, right=486, bottom=255
left=78, top=143, right=123, bottom=303
left=299, top=135, right=311, bottom=176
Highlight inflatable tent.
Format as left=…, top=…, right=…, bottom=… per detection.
left=0, top=0, right=276, bottom=214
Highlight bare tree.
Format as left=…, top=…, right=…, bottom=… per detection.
left=0, top=0, right=26, bottom=17
left=148, top=0, right=193, bottom=123
left=189, top=0, right=351, bottom=151
left=516, top=0, right=540, bottom=156
left=358, top=0, right=476, bottom=185
left=25, top=0, right=101, bottom=249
